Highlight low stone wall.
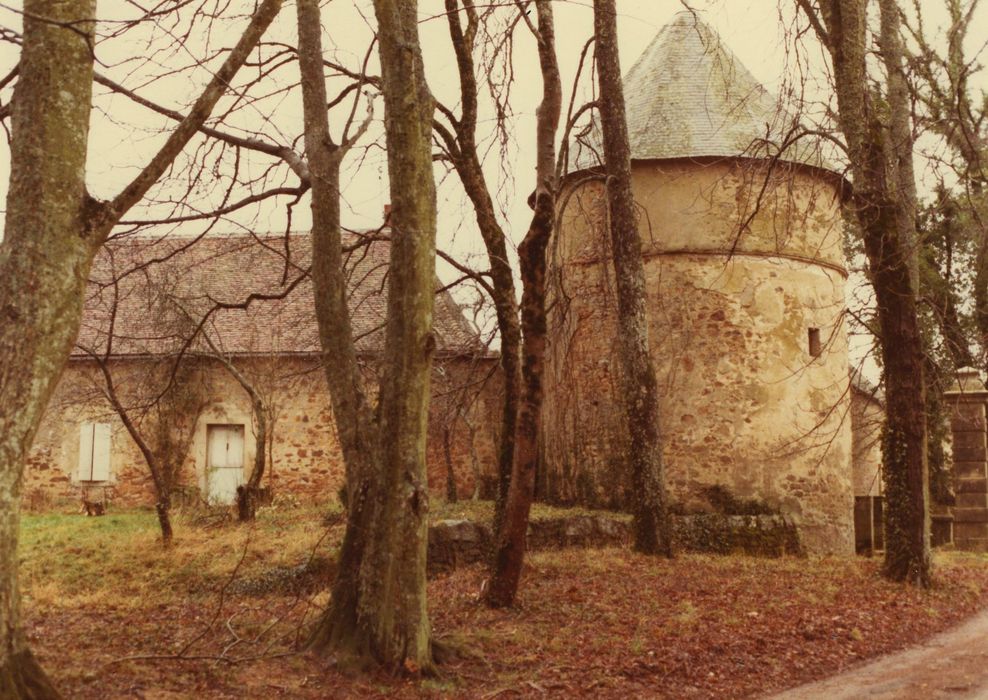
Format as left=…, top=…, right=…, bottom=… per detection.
left=427, top=512, right=802, bottom=574
left=428, top=519, right=493, bottom=573
left=228, top=512, right=802, bottom=595
left=672, top=514, right=802, bottom=557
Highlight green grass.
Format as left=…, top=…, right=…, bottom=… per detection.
left=21, top=509, right=156, bottom=541
left=19, top=505, right=340, bottom=610
left=17, top=498, right=628, bottom=612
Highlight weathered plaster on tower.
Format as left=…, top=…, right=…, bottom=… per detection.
left=541, top=13, right=855, bottom=554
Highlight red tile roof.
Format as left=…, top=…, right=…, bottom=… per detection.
left=74, top=231, right=482, bottom=359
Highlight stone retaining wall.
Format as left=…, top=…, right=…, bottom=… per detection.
left=427, top=512, right=802, bottom=574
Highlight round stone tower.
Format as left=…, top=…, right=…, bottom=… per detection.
left=541, top=12, right=854, bottom=554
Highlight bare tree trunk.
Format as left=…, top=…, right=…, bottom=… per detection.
left=878, top=0, right=920, bottom=292
left=298, top=0, right=436, bottom=669
left=592, top=0, right=673, bottom=557
left=294, top=0, right=380, bottom=658
left=0, top=2, right=95, bottom=694
left=484, top=0, right=561, bottom=609
left=237, top=409, right=266, bottom=522
left=439, top=0, right=522, bottom=533
left=355, top=0, right=438, bottom=668
left=0, top=2, right=281, bottom=691
left=246, top=415, right=267, bottom=519
left=93, top=356, right=174, bottom=544
left=156, top=498, right=175, bottom=543
left=443, top=426, right=459, bottom=503
left=805, top=0, right=931, bottom=585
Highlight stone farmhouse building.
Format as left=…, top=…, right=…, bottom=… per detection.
left=23, top=231, right=500, bottom=510
left=540, top=12, right=882, bottom=555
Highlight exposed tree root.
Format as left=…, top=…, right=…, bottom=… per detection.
left=0, top=649, right=61, bottom=700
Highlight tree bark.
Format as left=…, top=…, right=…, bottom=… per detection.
left=592, top=0, right=673, bottom=556
left=236, top=407, right=266, bottom=522
left=439, top=0, right=523, bottom=535
left=807, top=0, right=931, bottom=585
left=878, top=0, right=921, bottom=291
left=354, top=0, right=438, bottom=668
left=0, top=2, right=95, bottom=694
left=294, top=0, right=381, bottom=660
left=443, top=426, right=459, bottom=503
left=484, top=0, right=561, bottom=608
left=298, top=0, right=436, bottom=669
left=156, top=499, right=174, bottom=544
left=0, top=1, right=281, bottom=691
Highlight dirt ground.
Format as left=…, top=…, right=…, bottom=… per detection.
left=18, top=506, right=988, bottom=698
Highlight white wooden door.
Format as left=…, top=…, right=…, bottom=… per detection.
left=206, top=425, right=244, bottom=505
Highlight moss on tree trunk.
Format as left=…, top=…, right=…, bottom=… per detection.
left=592, top=0, right=673, bottom=556
left=297, top=0, right=437, bottom=670
left=809, top=0, right=931, bottom=585
left=0, top=3, right=97, bottom=694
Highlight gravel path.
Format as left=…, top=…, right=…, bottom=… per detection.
left=767, top=608, right=988, bottom=699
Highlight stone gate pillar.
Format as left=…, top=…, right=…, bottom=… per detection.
left=945, top=367, right=988, bottom=552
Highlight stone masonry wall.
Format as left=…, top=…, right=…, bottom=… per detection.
left=542, top=159, right=855, bottom=554
left=851, top=389, right=883, bottom=498
left=24, top=354, right=498, bottom=510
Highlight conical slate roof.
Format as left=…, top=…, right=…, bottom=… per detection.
left=570, top=11, right=828, bottom=172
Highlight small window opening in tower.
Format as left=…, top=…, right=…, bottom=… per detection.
left=808, top=327, right=822, bottom=358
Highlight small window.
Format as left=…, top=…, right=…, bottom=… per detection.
left=808, top=327, right=822, bottom=358
left=78, top=423, right=111, bottom=482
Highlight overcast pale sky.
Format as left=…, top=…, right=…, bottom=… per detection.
left=0, top=1, right=973, bottom=246
left=1, top=0, right=984, bottom=374
left=0, top=1, right=822, bottom=243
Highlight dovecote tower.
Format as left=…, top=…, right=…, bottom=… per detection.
left=541, top=12, right=853, bottom=553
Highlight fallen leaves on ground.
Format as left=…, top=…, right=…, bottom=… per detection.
left=20, top=509, right=988, bottom=698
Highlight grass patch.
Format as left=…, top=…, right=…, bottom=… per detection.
left=20, top=505, right=340, bottom=610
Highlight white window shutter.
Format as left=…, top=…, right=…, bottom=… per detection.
left=91, top=423, right=111, bottom=481
left=78, top=423, right=95, bottom=480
